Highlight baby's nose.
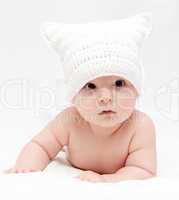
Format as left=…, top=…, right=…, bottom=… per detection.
left=97, top=88, right=112, bottom=104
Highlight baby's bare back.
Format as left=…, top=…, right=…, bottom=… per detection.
left=65, top=107, right=136, bottom=174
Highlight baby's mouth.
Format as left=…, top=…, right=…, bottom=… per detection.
left=99, top=110, right=116, bottom=115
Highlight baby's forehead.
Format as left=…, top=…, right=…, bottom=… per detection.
left=90, top=75, right=127, bottom=83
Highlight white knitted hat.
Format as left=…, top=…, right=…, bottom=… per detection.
left=40, top=12, right=153, bottom=104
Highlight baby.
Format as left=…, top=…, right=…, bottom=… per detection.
left=4, top=12, right=157, bottom=183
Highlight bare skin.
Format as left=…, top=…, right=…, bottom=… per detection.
left=4, top=75, right=157, bottom=183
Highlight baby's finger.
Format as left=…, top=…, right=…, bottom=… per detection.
left=23, top=169, right=34, bottom=173
left=89, top=179, right=98, bottom=183
left=4, top=168, right=17, bottom=174
left=3, top=168, right=12, bottom=173
left=30, top=169, right=39, bottom=173
left=79, top=176, right=85, bottom=181
left=80, top=175, right=87, bottom=181
left=16, top=169, right=30, bottom=173
left=82, top=175, right=93, bottom=181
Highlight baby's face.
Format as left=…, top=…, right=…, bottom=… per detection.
left=72, top=75, right=138, bottom=127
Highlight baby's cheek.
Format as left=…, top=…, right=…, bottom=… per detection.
left=119, top=98, right=136, bottom=110
left=78, top=96, right=97, bottom=112
left=116, top=90, right=136, bottom=110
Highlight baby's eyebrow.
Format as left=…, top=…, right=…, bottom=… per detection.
left=83, top=78, right=127, bottom=88
left=85, top=79, right=125, bottom=86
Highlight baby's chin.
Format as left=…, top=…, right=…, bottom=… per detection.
left=85, top=114, right=127, bottom=127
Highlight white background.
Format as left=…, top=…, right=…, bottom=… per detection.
left=0, top=0, right=179, bottom=176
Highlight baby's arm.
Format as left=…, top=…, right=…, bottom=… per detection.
left=4, top=108, right=70, bottom=173
left=101, top=112, right=157, bottom=182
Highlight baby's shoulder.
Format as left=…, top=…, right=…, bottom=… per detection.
left=55, top=106, right=82, bottom=127
left=127, top=109, right=156, bottom=153
left=132, top=109, right=155, bottom=128
left=131, top=109, right=156, bottom=139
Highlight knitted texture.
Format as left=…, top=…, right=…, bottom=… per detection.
left=40, top=12, right=153, bottom=103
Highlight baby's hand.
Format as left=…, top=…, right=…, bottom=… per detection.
left=75, top=170, right=104, bottom=183
left=3, top=167, right=41, bottom=174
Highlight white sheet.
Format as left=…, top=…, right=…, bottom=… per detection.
left=1, top=151, right=179, bottom=200
left=0, top=174, right=176, bottom=200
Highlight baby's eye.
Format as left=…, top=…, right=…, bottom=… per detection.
left=85, top=82, right=96, bottom=89
left=115, top=79, right=125, bottom=87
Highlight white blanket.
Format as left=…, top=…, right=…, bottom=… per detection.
left=0, top=151, right=179, bottom=200
left=1, top=151, right=179, bottom=200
